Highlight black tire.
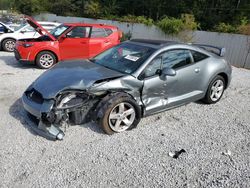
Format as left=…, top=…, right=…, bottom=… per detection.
left=2, top=38, right=16, bottom=52
left=97, top=93, right=141, bottom=135
left=202, top=75, right=225, bottom=104
left=36, top=51, right=56, bottom=69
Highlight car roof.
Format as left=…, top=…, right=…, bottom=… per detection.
left=128, top=39, right=181, bottom=49
left=127, top=39, right=219, bottom=57
left=37, top=21, right=61, bottom=26
left=63, top=23, right=117, bottom=28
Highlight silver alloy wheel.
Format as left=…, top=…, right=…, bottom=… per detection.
left=210, top=80, right=224, bottom=101
left=5, top=40, right=15, bottom=51
left=39, top=54, right=54, bottom=68
left=109, top=102, right=136, bottom=132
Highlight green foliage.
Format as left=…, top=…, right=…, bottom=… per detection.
left=84, top=0, right=101, bottom=18
left=157, top=17, right=184, bottom=35
left=181, top=14, right=200, bottom=31
left=4, top=0, right=250, bottom=35
left=136, top=16, right=154, bottom=26
left=14, top=0, right=43, bottom=15
left=157, top=14, right=199, bottom=35
left=214, top=23, right=238, bottom=33
left=214, top=18, right=250, bottom=35
left=117, top=15, right=153, bottom=26
left=238, top=24, right=250, bottom=35
left=103, top=0, right=119, bottom=16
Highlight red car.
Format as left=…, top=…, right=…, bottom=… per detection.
left=15, top=16, right=122, bottom=69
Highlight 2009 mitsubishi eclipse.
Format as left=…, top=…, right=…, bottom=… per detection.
left=15, top=16, right=122, bottom=69
left=22, top=39, right=232, bottom=140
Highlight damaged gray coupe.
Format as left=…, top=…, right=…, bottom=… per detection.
left=22, top=39, right=232, bottom=140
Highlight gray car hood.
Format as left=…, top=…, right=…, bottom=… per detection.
left=32, top=60, right=125, bottom=99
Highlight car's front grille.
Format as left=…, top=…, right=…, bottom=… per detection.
left=26, top=89, right=44, bottom=104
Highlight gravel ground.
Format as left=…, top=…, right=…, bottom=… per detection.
left=0, top=51, right=249, bottom=188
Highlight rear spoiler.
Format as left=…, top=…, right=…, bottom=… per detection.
left=193, top=44, right=226, bottom=57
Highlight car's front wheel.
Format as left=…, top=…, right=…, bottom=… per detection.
left=98, top=93, right=141, bottom=134
left=36, top=51, right=56, bottom=69
left=202, top=75, right=225, bottom=104
left=2, top=38, right=16, bottom=52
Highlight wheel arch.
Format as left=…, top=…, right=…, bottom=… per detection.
left=1, top=37, right=16, bottom=48
left=94, top=91, right=143, bottom=121
left=217, top=72, right=229, bottom=89
left=35, top=49, right=59, bottom=63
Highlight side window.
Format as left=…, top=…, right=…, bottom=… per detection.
left=91, top=27, right=107, bottom=38
left=105, top=28, right=113, bottom=36
left=66, top=26, right=90, bottom=38
left=143, top=57, right=162, bottom=78
left=162, top=49, right=193, bottom=69
left=0, top=25, right=4, bottom=33
left=23, top=26, right=35, bottom=32
left=191, top=50, right=208, bottom=62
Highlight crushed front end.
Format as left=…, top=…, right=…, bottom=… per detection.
left=22, top=88, right=98, bottom=140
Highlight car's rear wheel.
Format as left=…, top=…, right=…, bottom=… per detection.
left=98, top=93, right=141, bottom=135
left=202, top=75, right=225, bottom=104
left=36, top=51, right=56, bottom=69
left=2, top=38, right=16, bottom=52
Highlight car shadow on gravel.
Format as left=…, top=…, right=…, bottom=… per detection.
left=9, top=98, right=104, bottom=139
left=9, top=98, right=38, bottom=136
left=0, top=54, right=37, bottom=69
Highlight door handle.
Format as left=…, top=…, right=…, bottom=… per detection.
left=81, top=42, right=87, bottom=44
left=104, top=40, right=110, bottom=43
left=195, top=68, right=200, bottom=73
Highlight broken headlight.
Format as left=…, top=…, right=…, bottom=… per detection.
left=56, top=91, right=89, bottom=110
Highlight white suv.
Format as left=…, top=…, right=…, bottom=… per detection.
left=0, top=21, right=60, bottom=52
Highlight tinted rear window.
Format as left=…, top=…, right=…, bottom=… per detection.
left=91, top=27, right=107, bottom=38
left=191, top=50, right=208, bottom=62
left=105, top=28, right=113, bottom=36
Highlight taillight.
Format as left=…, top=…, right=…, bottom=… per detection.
left=118, top=30, right=123, bottom=40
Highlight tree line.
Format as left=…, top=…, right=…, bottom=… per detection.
left=1, top=0, right=250, bottom=34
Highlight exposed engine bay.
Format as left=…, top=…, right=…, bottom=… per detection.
left=18, top=35, right=53, bottom=42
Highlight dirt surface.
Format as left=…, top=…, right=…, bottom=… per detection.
left=0, top=51, right=249, bottom=188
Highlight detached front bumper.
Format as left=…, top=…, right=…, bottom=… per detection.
left=22, top=92, right=64, bottom=140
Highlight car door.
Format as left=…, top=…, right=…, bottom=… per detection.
left=88, top=27, right=113, bottom=58
left=161, top=49, right=205, bottom=107
left=141, top=49, right=205, bottom=115
left=59, top=26, right=90, bottom=60
left=141, top=56, right=169, bottom=114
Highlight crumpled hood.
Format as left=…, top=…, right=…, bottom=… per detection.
left=32, top=60, right=124, bottom=99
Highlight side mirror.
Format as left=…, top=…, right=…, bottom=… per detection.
left=161, top=67, right=176, bottom=77
left=20, top=29, right=26, bottom=33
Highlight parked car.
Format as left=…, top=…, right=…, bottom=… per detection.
left=15, top=16, right=122, bottom=69
left=0, top=22, right=14, bottom=34
left=0, top=20, right=60, bottom=52
left=22, top=39, right=232, bottom=140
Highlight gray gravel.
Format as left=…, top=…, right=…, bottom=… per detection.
left=0, top=51, right=249, bottom=188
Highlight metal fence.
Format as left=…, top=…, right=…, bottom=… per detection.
left=35, top=13, right=250, bottom=69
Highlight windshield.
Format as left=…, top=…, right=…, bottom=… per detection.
left=15, top=23, right=27, bottom=31
left=92, top=43, right=156, bottom=74
left=50, top=24, right=69, bottom=38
